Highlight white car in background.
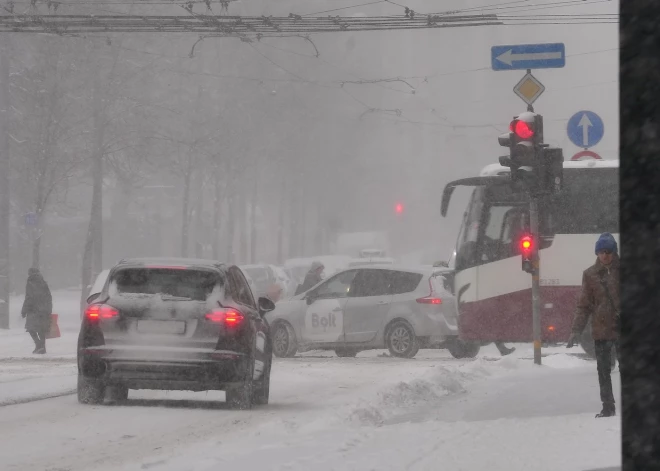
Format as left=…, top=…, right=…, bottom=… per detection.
left=240, top=264, right=288, bottom=303
left=266, top=265, right=468, bottom=359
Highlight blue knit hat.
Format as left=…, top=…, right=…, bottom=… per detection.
left=595, top=233, right=618, bottom=255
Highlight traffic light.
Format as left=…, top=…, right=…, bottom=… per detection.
left=498, top=111, right=544, bottom=186
left=394, top=202, right=404, bottom=214
left=537, top=146, right=564, bottom=194
left=519, top=233, right=534, bottom=274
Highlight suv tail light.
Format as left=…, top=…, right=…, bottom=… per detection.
left=85, top=304, right=119, bottom=320
left=416, top=296, right=442, bottom=305
left=205, top=309, right=244, bottom=327
left=417, top=278, right=442, bottom=305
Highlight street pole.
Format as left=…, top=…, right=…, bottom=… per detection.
left=0, top=47, right=10, bottom=329
left=530, top=196, right=542, bottom=365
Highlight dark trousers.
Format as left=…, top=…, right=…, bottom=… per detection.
left=595, top=339, right=619, bottom=404
left=28, top=329, right=46, bottom=350
left=495, top=341, right=511, bottom=355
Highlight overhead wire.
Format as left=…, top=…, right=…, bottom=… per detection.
left=300, top=0, right=386, bottom=17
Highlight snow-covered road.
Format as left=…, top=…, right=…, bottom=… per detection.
left=0, top=291, right=620, bottom=471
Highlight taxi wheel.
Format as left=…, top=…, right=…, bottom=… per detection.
left=272, top=322, right=298, bottom=358
left=385, top=321, right=419, bottom=359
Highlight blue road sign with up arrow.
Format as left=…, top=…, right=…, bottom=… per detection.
left=567, top=110, right=604, bottom=148
left=491, top=43, right=565, bottom=71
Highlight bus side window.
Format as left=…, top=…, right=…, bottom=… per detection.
left=501, top=209, right=527, bottom=258
left=480, top=205, right=516, bottom=263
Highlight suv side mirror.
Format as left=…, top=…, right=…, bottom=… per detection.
left=305, top=293, right=317, bottom=305
left=86, top=293, right=101, bottom=304
left=258, top=296, right=276, bottom=314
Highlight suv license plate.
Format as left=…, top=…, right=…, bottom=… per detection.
left=137, top=320, right=186, bottom=335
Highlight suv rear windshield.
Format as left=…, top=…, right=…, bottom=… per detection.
left=111, top=268, right=221, bottom=301
left=389, top=271, right=423, bottom=294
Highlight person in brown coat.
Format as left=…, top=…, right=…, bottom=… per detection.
left=567, top=233, right=620, bottom=418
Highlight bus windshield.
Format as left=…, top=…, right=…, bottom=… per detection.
left=454, top=167, right=618, bottom=271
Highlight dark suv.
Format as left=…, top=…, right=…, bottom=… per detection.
left=77, top=258, right=275, bottom=409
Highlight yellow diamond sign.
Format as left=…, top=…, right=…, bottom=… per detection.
left=513, top=72, right=545, bottom=105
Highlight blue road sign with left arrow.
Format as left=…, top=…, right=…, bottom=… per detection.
left=491, top=43, right=565, bottom=71
left=567, top=110, right=604, bottom=148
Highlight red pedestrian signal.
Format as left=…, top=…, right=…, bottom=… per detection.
left=395, top=203, right=404, bottom=214
left=520, top=235, right=532, bottom=253
left=519, top=234, right=534, bottom=274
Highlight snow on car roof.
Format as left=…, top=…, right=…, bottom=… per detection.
left=115, top=257, right=225, bottom=271
left=347, top=257, right=396, bottom=267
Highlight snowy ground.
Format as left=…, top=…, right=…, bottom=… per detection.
left=0, top=291, right=620, bottom=471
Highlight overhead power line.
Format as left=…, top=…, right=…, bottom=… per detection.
left=0, top=13, right=502, bottom=34
left=0, top=12, right=615, bottom=34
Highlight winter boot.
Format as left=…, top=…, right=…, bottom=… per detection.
left=500, top=346, right=516, bottom=356
left=35, top=347, right=46, bottom=355
left=596, top=402, right=616, bottom=418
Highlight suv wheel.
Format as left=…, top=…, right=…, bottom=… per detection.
left=107, top=385, right=129, bottom=404
left=272, top=323, right=298, bottom=358
left=77, top=374, right=106, bottom=405
left=335, top=348, right=359, bottom=358
left=252, top=360, right=271, bottom=405
left=385, top=321, right=419, bottom=358
left=227, top=359, right=254, bottom=410
left=447, top=338, right=481, bottom=359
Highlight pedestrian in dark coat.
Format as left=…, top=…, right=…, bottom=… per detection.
left=21, top=268, right=53, bottom=354
left=567, top=233, right=620, bottom=418
left=294, top=261, right=325, bottom=296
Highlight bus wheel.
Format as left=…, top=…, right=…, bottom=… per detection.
left=447, top=339, right=480, bottom=359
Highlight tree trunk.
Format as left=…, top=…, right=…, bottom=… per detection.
left=277, top=176, right=286, bottom=264
left=91, top=86, right=104, bottom=278
left=299, top=180, right=306, bottom=257
left=0, top=46, right=10, bottom=329
left=180, top=153, right=192, bottom=257
left=288, top=174, right=298, bottom=258
left=238, top=189, right=247, bottom=263
left=31, top=229, right=42, bottom=270
left=250, top=171, right=258, bottom=263
left=226, top=195, right=235, bottom=263
left=212, top=165, right=223, bottom=259
left=193, top=171, right=204, bottom=259
left=80, top=79, right=105, bottom=312
left=79, top=204, right=94, bottom=316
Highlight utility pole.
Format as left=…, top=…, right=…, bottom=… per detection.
left=0, top=46, right=10, bottom=329
left=499, top=109, right=562, bottom=366
left=529, top=196, right=542, bottom=365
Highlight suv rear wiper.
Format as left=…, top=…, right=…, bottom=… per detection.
left=159, top=295, right=194, bottom=301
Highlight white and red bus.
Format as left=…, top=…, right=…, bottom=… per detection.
left=441, top=159, right=618, bottom=354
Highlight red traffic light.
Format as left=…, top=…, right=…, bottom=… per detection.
left=510, top=119, right=534, bottom=139
left=395, top=203, right=404, bottom=214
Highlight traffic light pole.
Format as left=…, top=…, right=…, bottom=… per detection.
left=529, top=196, right=542, bottom=365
